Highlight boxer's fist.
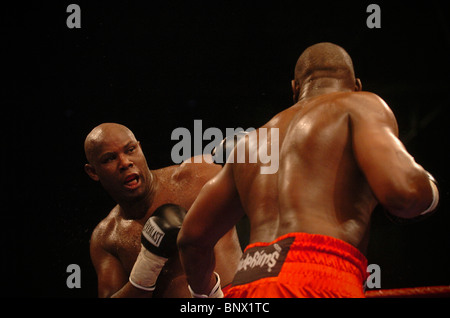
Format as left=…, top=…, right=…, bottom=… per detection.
left=129, top=204, right=187, bottom=291
left=141, top=204, right=187, bottom=258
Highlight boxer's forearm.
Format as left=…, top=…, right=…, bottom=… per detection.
left=180, top=244, right=216, bottom=295
left=110, top=281, right=153, bottom=298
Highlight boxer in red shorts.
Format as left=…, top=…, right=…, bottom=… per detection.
left=225, top=233, right=368, bottom=298
left=178, top=43, right=439, bottom=298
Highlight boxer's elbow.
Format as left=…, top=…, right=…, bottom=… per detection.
left=177, top=227, right=209, bottom=256
left=379, top=173, right=431, bottom=219
left=177, top=227, right=193, bottom=254
left=382, top=189, right=423, bottom=219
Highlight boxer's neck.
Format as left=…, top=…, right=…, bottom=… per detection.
left=298, top=78, right=353, bottom=101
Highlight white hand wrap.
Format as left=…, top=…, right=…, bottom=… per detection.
left=188, top=272, right=224, bottom=298
left=420, top=173, right=439, bottom=215
left=129, top=244, right=168, bottom=291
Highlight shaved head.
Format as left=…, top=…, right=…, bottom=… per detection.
left=84, top=122, right=152, bottom=204
left=294, top=42, right=356, bottom=87
left=84, top=123, right=137, bottom=164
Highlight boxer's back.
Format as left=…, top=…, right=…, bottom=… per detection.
left=235, top=91, right=378, bottom=250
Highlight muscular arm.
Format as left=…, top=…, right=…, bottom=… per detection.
left=90, top=229, right=152, bottom=298
left=178, top=163, right=245, bottom=295
left=349, top=93, right=436, bottom=218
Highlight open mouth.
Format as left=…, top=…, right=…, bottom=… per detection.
left=124, top=173, right=140, bottom=189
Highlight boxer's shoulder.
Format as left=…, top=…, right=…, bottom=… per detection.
left=341, top=91, right=397, bottom=128
left=173, top=155, right=221, bottom=182
left=91, top=205, right=123, bottom=247
left=333, top=91, right=389, bottom=111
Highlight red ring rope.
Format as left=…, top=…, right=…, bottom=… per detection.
left=365, top=285, right=450, bottom=298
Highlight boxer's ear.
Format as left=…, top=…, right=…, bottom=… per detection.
left=85, top=164, right=100, bottom=181
left=355, top=78, right=362, bottom=91
left=291, top=80, right=300, bottom=103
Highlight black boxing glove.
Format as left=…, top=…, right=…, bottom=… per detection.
left=211, top=131, right=249, bottom=165
left=129, top=204, right=187, bottom=291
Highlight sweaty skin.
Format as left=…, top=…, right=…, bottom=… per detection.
left=178, top=43, right=437, bottom=295
left=85, top=123, right=241, bottom=298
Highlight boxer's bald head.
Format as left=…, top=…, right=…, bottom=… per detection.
left=292, top=43, right=361, bottom=101
left=294, top=42, right=356, bottom=84
left=84, top=123, right=137, bottom=164
left=84, top=123, right=152, bottom=204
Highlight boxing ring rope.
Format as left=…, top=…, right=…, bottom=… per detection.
left=365, top=285, right=450, bottom=298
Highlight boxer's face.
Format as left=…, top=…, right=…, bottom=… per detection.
left=86, top=128, right=152, bottom=202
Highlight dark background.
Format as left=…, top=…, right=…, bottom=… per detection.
left=3, top=1, right=449, bottom=297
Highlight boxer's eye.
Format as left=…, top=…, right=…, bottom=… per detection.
left=101, top=154, right=116, bottom=164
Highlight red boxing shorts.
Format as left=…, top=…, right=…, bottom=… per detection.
left=224, top=233, right=368, bottom=298
left=222, top=284, right=232, bottom=295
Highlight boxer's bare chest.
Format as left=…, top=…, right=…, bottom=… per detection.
left=110, top=219, right=142, bottom=274
left=110, top=204, right=191, bottom=297
left=111, top=186, right=200, bottom=273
